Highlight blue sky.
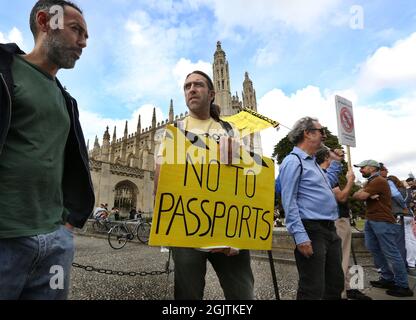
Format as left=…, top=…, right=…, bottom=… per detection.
left=1, top=0, right=416, bottom=179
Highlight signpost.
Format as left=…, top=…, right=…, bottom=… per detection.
left=335, top=95, right=356, bottom=167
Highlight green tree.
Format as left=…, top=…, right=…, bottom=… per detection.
left=272, top=127, right=340, bottom=163
left=273, top=127, right=365, bottom=218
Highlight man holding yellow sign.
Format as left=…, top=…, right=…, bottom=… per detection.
left=152, top=71, right=274, bottom=300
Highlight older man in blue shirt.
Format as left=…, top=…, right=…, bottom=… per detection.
left=279, top=116, right=344, bottom=299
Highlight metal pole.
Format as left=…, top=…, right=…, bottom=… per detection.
left=350, top=234, right=358, bottom=266
left=267, top=250, right=280, bottom=300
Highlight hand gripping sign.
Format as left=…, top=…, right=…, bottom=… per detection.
left=149, top=125, right=274, bottom=250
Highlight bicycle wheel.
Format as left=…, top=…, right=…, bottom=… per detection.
left=108, top=225, right=129, bottom=249
left=136, top=222, right=151, bottom=244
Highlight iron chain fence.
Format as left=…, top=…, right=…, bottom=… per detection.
left=72, top=261, right=173, bottom=277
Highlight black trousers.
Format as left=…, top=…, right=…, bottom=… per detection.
left=295, top=220, right=344, bottom=300
left=172, top=247, right=254, bottom=300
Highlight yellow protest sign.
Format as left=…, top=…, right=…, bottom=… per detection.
left=149, top=125, right=274, bottom=250
left=222, top=108, right=279, bottom=137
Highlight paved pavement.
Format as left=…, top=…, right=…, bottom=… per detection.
left=69, top=234, right=415, bottom=300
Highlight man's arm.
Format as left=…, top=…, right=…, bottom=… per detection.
left=280, top=156, right=311, bottom=253
left=333, top=168, right=355, bottom=203
left=388, top=180, right=406, bottom=209
left=325, top=161, right=342, bottom=187
left=352, top=189, right=371, bottom=201
left=324, top=149, right=344, bottom=187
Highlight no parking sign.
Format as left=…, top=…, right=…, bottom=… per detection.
left=335, top=95, right=356, bottom=147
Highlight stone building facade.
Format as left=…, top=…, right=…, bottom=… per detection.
left=89, top=42, right=260, bottom=216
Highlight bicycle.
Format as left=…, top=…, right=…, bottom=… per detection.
left=92, top=217, right=113, bottom=233
left=107, top=217, right=151, bottom=249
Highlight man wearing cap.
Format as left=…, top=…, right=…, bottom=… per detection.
left=353, top=160, right=413, bottom=297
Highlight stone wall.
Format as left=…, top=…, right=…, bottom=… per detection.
left=268, top=228, right=370, bottom=257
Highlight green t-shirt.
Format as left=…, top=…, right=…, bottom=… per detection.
left=0, top=55, right=70, bottom=238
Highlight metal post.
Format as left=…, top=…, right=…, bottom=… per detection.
left=351, top=230, right=358, bottom=266
left=267, top=250, right=280, bottom=300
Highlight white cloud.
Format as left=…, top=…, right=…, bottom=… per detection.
left=356, top=32, right=416, bottom=94
left=107, top=10, right=199, bottom=104
left=0, top=27, right=24, bottom=47
left=258, top=86, right=416, bottom=180
left=252, top=41, right=280, bottom=67
left=79, top=104, right=165, bottom=150
left=172, top=58, right=212, bottom=89
left=199, top=0, right=342, bottom=34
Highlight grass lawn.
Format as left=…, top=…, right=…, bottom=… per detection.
left=354, top=218, right=366, bottom=231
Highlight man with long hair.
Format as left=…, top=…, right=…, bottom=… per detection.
left=154, top=71, right=254, bottom=300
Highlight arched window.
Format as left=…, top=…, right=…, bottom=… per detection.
left=126, top=153, right=134, bottom=167
left=113, top=180, right=138, bottom=214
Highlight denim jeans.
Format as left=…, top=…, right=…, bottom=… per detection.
left=172, top=247, right=254, bottom=300
left=395, top=215, right=408, bottom=268
left=0, top=225, right=74, bottom=300
left=364, top=220, right=409, bottom=288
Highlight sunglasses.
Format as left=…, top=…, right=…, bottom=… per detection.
left=309, top=128, right=325, bottom=135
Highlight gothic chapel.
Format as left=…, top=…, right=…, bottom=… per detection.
left=89, top=42, right=260, bottom=216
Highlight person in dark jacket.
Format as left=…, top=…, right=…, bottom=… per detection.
left=0, top=0, right=94, bottom=299
left=129, top=207, right=138, bottom=220
left=387, top=174, right=409, bottom=268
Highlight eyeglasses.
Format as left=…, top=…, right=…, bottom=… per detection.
left=309, top=128, right=325, bottom=135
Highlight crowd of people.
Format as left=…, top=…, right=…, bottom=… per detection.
left=1, top=0, right=415, bottom=301
left=278, top=117, right=415, bottom=299
left=92, top=204, right=146, bottom=222
left=92, top=203, right=122, bottom=221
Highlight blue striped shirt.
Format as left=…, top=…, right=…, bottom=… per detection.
left=279, top=147, right=342, bottom=244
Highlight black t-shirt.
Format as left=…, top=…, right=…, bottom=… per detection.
left=334, top=183, right=351, bottom=218
left=338, top=201, right=350, bottom=218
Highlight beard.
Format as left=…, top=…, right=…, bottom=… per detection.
left=43, top=31, right=80, bottom=69
left=362, top=172, right=371, bottom=178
